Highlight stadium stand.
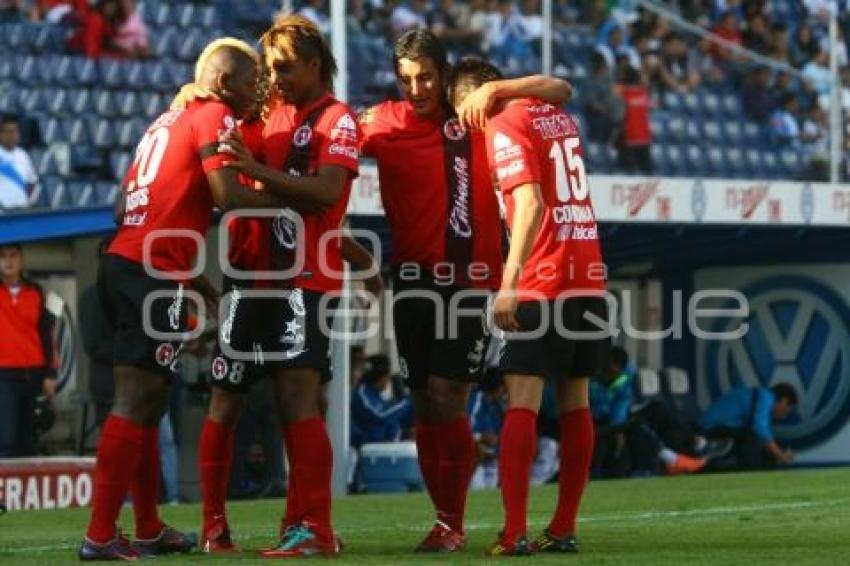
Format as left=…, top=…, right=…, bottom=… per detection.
left=0, top=0, right=845, bottom=213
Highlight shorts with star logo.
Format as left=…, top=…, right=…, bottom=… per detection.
left=392, top=271, right=491, bottom=391
left=499, top=296, right=611, bottom=381
left=209, top=277, right=335, bottom=393
left=97, top=254, right=188, bottom=381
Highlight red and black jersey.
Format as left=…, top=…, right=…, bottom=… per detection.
left=0, top=280, right=56, bottom=377
left=109, top=99, right=236, bottom=275
left=360, top=100, right=502, bottom=290
left=225, top=118, right=271, bottom=274
left=485, top=98, right=605, bottom=299
left=262, top=93, right=360, bottom=293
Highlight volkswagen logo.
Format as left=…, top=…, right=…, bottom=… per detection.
left=701, top=276, right=850, bottom=450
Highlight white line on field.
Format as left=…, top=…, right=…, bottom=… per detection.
left=2, top=497, right=847, bottom=554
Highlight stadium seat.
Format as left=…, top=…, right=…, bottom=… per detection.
left=153, top=27, right=178, bottom=58
left=100, top=59, right=126, bottom=88
left=650, top=116, right=666, bottom=142
left=650, top=144, right=667, bottom=175
left=90, top=118, right=116, bottom=149
left=43, top=178, right=72, bottom=209
left=94, top=181, right=119, bottom=206
left=66, top=118, right=90, bottom=145
left=666, top=117, right=685, bottom=142
left=779, top=150, right=800, bottom=177
left=67, top=180, right=94, bottom=207
left=55, top=56, right=97, bottom=87
left=115, top=91, right=140, bottom=118
left=724, top=121, right=743, bottom=146
left=177, top=30, right=205, bottom=62
left=118, top=119, right=146, bottom=149
left=745, top=148, right=763, bottom=178
left=38, top=117, right=67, bottom=144
left=722, top=93, right=741, bottom=116
left=633, top=368, right=664, bottom=409
left=743, top=122, right=763, bottom=146
left=702, top=92, right=721, bottom=116
left=0, top=90, right=16, bottom=113
left=761, top=150, right=780, bottom=179
left=126, top=61, right=151, bottom=90
left=702, top=120, right=722, bottom=144
left=95, top=91, right=118, bottom=118
left=685, top=145, right=707, bottom=177
left=662, top=90, right=682, bottom=112
left=109, top=151, right=132, bottom=180
left=660, top=367, right=700, bottom=423
left=706, top=147, right=726, bottom=177
left=684, top=119, right=701, bottom=143
left=71, top=89, right=95, bottom=115
left=14, top=55, right=41, bottom=85
left=154, top=3, right=174, bottom=28
left=666, top=144, right=684, bottom=175
left=682, top=92, right=700, bottom=115
left=726, top=147, right=746, bottom=177
left=142, top=92, right=165, bottom=119
left=36, top=150, right=61, bottom=177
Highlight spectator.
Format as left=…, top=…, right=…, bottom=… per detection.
left=388, top=0, right=428, bottom=38
left=789, top=23, right=820, bottom=68
left=589, top=347, right=634, bottom=476
left=766, top=22, right=790, bottom=64
left=616, top=66, right=653, bottom=174
left=112, top=0, right=150, bottom=58
left=350, top=354, right=413, bottom=447
left=710, top=9, right=743, bottom=62
left=698, top=383, right=797, bottom=470
left=802, top=47, right=832, bottom=109
left=585, top=52, right=624, bottom=144
left=801, top=104, right=829, bottom=180
left=299, top=0, right=331, bottom=35
left=0, top=243, right=57, bottom=458
left=0, top=116, right=37, bottom=209
left=741, top=66, right=775, bottom=123
left=468, top=370, right=504, bottom=489
left=67, top=0, right=122, bottom=59
left=597, top=23, right=642, bottom=71
left=656, top=31, right=701, bottom=93
left=742, top=14, right=770, bottom=54
left=430, top=0, right=481, bottom=53
left=769, top=93, right=801, bottom=148
left=696, top=36, right=727, bottom=84
left=29, top=0, right=77, bottom=24
left=0, top=0, right=22, bottom=21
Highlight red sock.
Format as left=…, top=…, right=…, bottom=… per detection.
left=130, top=426, right=164, bottom=539
left=284, top=418, right=333, bottom=538
left=433, top=417, right=475, bottom=533
left=499, top=408, right=537, bottom=544
left=281, top=425, right=300, bottom=530
left=414, top=421, right=440, bottom=517
left=548, top=407, right=595, bottom=538
left=86, top=414, right=144, bottom=543
left=199, top=418, right=234, bottom=535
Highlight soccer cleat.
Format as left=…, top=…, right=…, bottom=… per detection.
left=486, top=535, right=532, bottom=556
left=258, top=522, right=341, bottom=558
left=78, top=531, right=139, bottom=561
left=531, top=529, right=579, bottom=553
left=202, top=519, right=239, bottom=554
left=414, top=520, right=467, bottom=553
left=133, top=525, right=197, bottom=557
left=666, top=454, right=708, bottom=475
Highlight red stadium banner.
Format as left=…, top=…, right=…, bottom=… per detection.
left=0, top=457, right=95, bottom=511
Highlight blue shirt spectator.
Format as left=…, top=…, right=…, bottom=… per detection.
left=350, top=355, right=412, bottom=447
left=699, top=386, right=778, bottom=443
left=590, top=371, right=634, bottom=427
left=468, top=387, right=503, bottom=437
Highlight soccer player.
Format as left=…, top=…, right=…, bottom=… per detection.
left=79, top=38, right=288, bottom=561
left=201, top=15, right=372, bottom=557
left=359, top=29, right=572, bottom=552
left=449, top=58, right=610, bottom=556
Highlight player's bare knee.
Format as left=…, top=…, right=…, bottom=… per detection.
left=208, top=388, right=245, bottom=426
left=557, top=377, right=590, bottom=413
left=505, top=374, right=545, bottom=412
left=426, top=377, right=469, bottom=422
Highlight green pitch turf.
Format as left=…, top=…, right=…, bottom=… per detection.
left=2, top=468, right=850, bottom=565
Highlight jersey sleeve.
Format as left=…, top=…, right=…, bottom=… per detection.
left=318, top=107, right=360, bottom=178
left=486, top=108, right=541, bottom=195
left=192, top=102, right=238, bottom=173
left=357, top=104, right=386, bottom=157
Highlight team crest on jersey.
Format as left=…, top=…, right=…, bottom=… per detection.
left=155, top=343, right=175, bottom=367
left=223, top=115, right=236, bottom=130
left=293, top=125, right=313, bottom=147
left=443, top=118, right=465, bottom=141
left=211, top=356, right=228, bottom=380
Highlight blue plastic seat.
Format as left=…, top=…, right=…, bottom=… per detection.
left=154, top=3, right=174, bottom=28
left=94, top=90, right=117, bottom=118
left=141, top=92, right=164, bottom=119
left=95, top=181, right=119, bottom=206
left=761, top=150, right=779, bottom=179
left=685, top=145, right=707, bottom=177
left=153, top=28, right=178, bottom=58
left=71, top=89, right=95, bottom=114
left=702, top=92, right=721, bottom=116
left=724, top=121, right=743, bottom=146
left=67, top=180, right=94, bottom=207
left=745, top=148, right=763, bottom=177
left=650, top=144, right=667, bottom=174
left=779, top=150, right=800, bottom=177
left=702, top=120, right=722, bottom=144
left=71, top=145, right=103, bottom=173
left=66, top=118, right=90, bottom=145
left=706, top=147, right=726, bottom=177
left=125, top=61, right=150, bottom=90
left=44, top=178, right=72, bottom=209
left=38, top=117, right=66, bottom=144
left=116, top=91, right=140, bottom=118
left=109, top=151, right=132, bottom=180
left=722, top=93, right=741, bottom=116
left=681, top=91, right=700, bottom=115
left=100, top=59, right=126, bottom=88
left=662, top=90, right=682, bottom=112
left=725, top=147, right=746, bottom=177
left=90, top=118, right=116, bottom=149
left=666, top=116, right=685, bottom=142
left=118, top=119, right=146, bottom=149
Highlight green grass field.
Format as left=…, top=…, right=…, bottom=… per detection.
left=2, top=468, right=850, bottom=565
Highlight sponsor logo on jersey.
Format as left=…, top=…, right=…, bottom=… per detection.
left=531, top=114, right=578, bottom=140
left=449, top=156, right=472, bottom=238
left=497, top=159, right=525, bottom=181
left=329, top=143, right=358, bottom=160
left=493, top=132, right=513, bottom=150
left=331, top=113, right=359, bottom=142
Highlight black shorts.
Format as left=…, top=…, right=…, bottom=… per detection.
left=392, top=272, right=491, bottom=390
left=499, top=296, right=611, bottom=381
left=209, top=279, right=335, bottom=394
left=97, top=254, right=189, bottom=380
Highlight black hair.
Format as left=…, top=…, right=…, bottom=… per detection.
left=772, top=383, right=798, bottom=406
left=1, top=115, right=18, bottom=127
left=610, top=346, right=628, bottom=371
left=0, top=242, right=22, bottom=252
left=447, top=56, right=503, bottom=106
left=393, top=28, right=450, bottom=83
left=362, top=354, right=390, bottom=383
